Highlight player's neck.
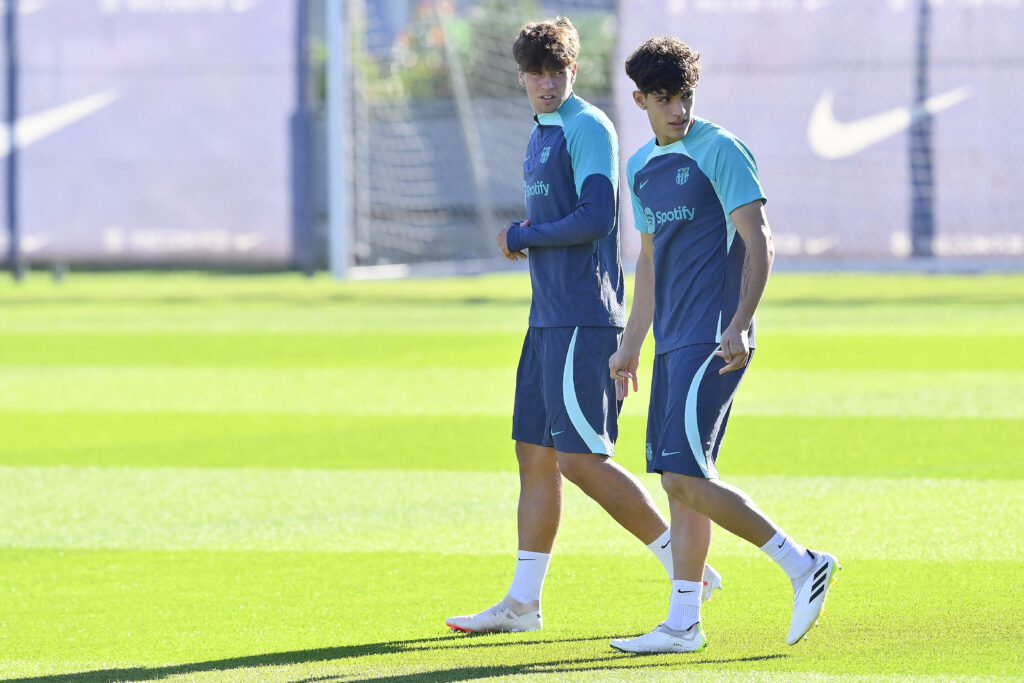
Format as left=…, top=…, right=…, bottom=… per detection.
left=655, top=119, right=695, bottom=146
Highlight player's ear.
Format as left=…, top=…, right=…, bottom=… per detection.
left=569, top=62, right=578, bottom=84
left=633, top=90, right=647, bottom=110
left=518, top=70, right=525, bottom=86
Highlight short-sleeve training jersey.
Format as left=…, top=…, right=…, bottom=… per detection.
left=626, top=119, right=766, bottom=355
left=512, top=93, right=625, bottom=329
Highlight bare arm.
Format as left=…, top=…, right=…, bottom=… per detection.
left=715, top=199, right=774, bottom=374
left=608, top=232, right=655, bottom=399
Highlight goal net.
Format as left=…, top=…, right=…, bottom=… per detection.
left=342, top=0, right=617, bottom=268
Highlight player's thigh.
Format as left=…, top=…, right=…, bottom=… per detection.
left=515, top=439, right=557, bottom=473
left=647, top=344, right=749, bottom=478
left=539, top=326, right=620, bottom=456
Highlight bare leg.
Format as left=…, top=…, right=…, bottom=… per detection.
left=556, top=451, right=668, bottom=545
left=662, top=472, right=776, bottom=547
left=669, top=497, right=712, bottom=582
left=516, top=441, right=563, bottom=553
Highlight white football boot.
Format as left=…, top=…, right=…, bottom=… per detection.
left=702, top=564, right=724, bottom=602
left=787, top=549, right=841, bottom=645
left=446, top=596, right=541, bottom=633
left=611, top=621, right=707, bottom=654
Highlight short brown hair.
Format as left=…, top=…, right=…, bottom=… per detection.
left=512, top=16, right=580, bottom=72
left=624, top=36, right=701, bottom=95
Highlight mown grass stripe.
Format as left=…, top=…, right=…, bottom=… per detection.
left=1, top=332, right=1020, bottom=371
left=1, top=366, right=1022, bottom=418
left=1, top=466, right=1020, bottom=560
left=1, top=414, right=1021, bottom=480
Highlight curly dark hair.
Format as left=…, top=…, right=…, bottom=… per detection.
left=512, top=16, right=580, bottom=72
left=624, top=37, right=701, bottom=95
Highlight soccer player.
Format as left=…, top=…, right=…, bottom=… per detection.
left=607, top=37, right=840, bottom=653
left=445, top=18, right=721, bottom=634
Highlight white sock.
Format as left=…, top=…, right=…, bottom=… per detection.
left=760, top=531, right=814, bottom=587
left=507, top=550, right=551, bottom=604
left=665, top=579, right=702, bottom=630
left=646, top=529, right=674, bottom=579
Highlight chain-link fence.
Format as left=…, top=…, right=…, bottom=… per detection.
left=341, top=0, right=1024, bottom=267
left=339, top=0, right=616, bottom=267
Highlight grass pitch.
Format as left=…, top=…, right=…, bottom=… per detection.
left=1, top=270, right=1022, bottom=682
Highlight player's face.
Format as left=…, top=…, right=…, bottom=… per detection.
left=519, top=63, right=577, bottom=114
left=634, top=88, right=696, bottom=146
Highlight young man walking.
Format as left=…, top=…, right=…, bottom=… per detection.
left=446, top=19, right=721, bottom=634
left=608, top=37, right=840, bottom=653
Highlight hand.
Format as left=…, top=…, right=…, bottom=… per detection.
left=608, top=346, right=641, bottom=401
left=714, top=325, right=750, bottom=374
left=497, top=220, right=528, bottom=261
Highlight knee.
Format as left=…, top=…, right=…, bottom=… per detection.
left=555, top=452, right=596, bottom=487
left=662, top=472, right=706, bottom=507
left=516, top=442, right=557, bottom=476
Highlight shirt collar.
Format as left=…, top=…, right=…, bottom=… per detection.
left=534, top=92, right=581, bottom=126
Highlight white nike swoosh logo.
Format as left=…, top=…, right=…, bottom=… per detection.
left=807, top=86, right=970, bottom=160
left=0, top=89, right=119, bottom=158
left=638, top=179, right=649, bottom=190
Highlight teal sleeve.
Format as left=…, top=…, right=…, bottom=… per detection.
left=714, top=138, right=767, bottom=215
left=626, top=156, right=653, bottom=234
left=566, top=116, right=618, bottom=196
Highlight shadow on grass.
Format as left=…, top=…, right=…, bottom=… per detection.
left=6, top=634, right=780, bottom=682
left=289, top=652, right=789, bottom=683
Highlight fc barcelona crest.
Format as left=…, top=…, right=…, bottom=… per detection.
left=676, top=167, right=689, bottom=185
left=540, top=146, right=551, bottom=163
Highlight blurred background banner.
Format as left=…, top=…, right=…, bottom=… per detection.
left=614, top=0, right=1024, bottom=261
left=0, top=0, right=309, bottom=268
left=0, top=0, right=1020, bottom=272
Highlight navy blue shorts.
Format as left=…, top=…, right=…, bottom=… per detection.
left=646, top=343, right=752, bottom=478
left=512, top=326, right=622, bottom=455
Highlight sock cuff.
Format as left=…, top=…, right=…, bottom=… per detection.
left=666, top=580, right=702, bottom=630
left=508, top=550, right=552, bottom=604
left=671, top=579, right=703, bottom=605
left=516, top=550, right=551, bottom=562
left=646, top=529, right=671, bottom=552
left=760, top=532, right=814, bottom=581
left=759, top=531, right=789, bottom=562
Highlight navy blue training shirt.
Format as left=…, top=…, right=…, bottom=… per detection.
left=626, top=119, right=767, bottom=355
left=505, top=93, right=625, bottom=329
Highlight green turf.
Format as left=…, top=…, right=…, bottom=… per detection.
left=1, top=270, right=1023, bottom=681
left=2, top=414, right=1021, bottom=479
left=1, top=551, right=1020, bottom=679
left=3, top=464, right=1020, bottom=560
